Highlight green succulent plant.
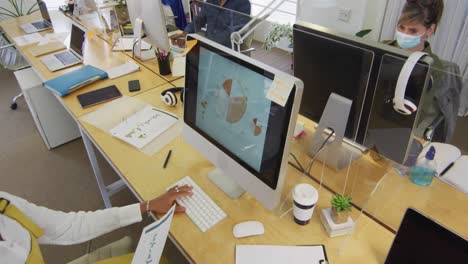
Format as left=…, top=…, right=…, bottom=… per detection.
left=331, top=194, right=352, bottom=212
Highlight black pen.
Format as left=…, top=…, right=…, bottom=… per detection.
left=163, top=150, right=172, bottom=169
left=440, top=162, right=455, bottom=176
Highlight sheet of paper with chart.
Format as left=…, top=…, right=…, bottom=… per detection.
left=110, top=106, right=178, bottom=149
left=195, top=47, right=273, bottom=172
left=132, top=205, right=176, bottom=264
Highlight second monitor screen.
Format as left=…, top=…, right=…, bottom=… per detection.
left=185, top=42, right=294, bottom=190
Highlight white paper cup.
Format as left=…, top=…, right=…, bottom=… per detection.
left=292, top=183, right=318, bottom=225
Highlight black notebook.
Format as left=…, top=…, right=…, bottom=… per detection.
left=77, top=85, right=122, bottom=108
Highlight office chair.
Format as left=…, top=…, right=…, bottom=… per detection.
left=0, top=31, right=30, bottom=110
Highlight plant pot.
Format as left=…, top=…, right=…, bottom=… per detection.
left=331, top=207, right=350, bottom=224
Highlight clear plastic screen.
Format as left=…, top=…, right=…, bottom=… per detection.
left=362, top=62, right=468, bottom=237
left=189, top=0, right=256, bottom=50
left=283, top=25, right=468, bottom=259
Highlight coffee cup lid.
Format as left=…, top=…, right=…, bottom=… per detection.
left=293, top=183, right=318, bottom=206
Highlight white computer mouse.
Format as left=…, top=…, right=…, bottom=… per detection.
left=233, top=221, right=265, bottom=238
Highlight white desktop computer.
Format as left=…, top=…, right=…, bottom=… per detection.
left=126, top=0, right=170, bottom=60
left=183, top=34, right=303, bottom=211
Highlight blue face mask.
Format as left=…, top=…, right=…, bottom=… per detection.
left=395, top=30, right=423, bottom=49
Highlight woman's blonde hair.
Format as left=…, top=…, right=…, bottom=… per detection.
left=399, top=0, right=444, bottom=32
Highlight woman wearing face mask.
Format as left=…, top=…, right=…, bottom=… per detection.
left=384, top=0, right=457, bottom=142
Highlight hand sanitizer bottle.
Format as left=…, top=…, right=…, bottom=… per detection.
left=410, top=146, right=437, bottom=186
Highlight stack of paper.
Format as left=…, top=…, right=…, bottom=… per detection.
left=107, top=61, right=140, bottom=79
left=110, top=106, right=178, bottom=149
left=235, top=245, right=327, bottom=264
left=13, top=33, right=43, bottom=46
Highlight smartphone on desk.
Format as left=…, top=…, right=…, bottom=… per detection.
left=128, top=80, right=141, bottom=92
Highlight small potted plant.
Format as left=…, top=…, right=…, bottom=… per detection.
left=330, top=193, right=352, bottom=224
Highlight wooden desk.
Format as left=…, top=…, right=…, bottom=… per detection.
left=290, top=116, right=468, bottom=237
left=0, top=12, right=435, bottom=264
left=77, top=86, right=394, bottom=263
left=0, top=11, right=168, bottom=117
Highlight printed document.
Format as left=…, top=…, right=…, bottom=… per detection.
left=132, top=205, right=176, bottom=264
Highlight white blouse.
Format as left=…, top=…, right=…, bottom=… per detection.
left=0, top=191, right=142, bottom=264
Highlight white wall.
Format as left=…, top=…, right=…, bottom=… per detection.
left=362, top=0, right=388, bottom=41
left=296, top=0, right=368, bottom=36
left=252, top=0, right=389, bottom=50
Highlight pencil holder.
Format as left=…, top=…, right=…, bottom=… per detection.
left=157, top=56, right=171, bottom=75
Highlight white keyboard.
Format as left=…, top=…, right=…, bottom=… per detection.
left=168, top=176, right=227, bottom=232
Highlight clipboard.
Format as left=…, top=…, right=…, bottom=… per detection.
left=235, top=244, right=328, bottom=264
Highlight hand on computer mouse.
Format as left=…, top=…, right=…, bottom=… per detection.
left=141, top=185, right=193, bottom=215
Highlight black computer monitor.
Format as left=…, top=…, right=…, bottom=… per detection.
left=293, top=22, right=433, bottom=164
left=385, top=208, right=468, bottom=264
left=38, top=0, right=51, bottom=24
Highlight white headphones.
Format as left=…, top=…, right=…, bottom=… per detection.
left=393, top=51, right=428, bottom=115
left=160, top=87, right=184, bottom=106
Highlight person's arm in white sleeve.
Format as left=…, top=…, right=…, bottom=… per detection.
left=0, top=186, right=192, bottom=246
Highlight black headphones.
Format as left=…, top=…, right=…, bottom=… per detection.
left=161, top=87, right=184, bottom=106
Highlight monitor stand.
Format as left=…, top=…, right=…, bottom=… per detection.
left=132, top=18, right=156, bottom=61
left=308, top=93, right=362, bottom=170
left=208, top=168, right=245, bottom=199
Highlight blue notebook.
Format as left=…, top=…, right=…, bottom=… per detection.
left=43, top=65, right=108, bottom=97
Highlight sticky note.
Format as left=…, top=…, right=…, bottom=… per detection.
left=266, top=72, right=295, bottom=107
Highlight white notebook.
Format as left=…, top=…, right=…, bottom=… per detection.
left=107, top=61, right=140, bottom=79
left=421, top=143, right=468, bottom=194
left=440, top=156, right=468, bottom=194
left=236, top=245, right=327, bottom=264
left=110, top=106, right=178, bottom=149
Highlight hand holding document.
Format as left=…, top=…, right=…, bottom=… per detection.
left=132, top=205, right=176, bottom=264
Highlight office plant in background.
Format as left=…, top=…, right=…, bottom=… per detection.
left=263, top=23, right=292, bottom=51
left=0, top=0, right=38, bottom=18
left=330, top=193, right=352, bottom=224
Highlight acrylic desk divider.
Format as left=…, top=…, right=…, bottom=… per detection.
left=80, top=96, right=182, bottom=156
left=362, top=62, right=468, bottom=239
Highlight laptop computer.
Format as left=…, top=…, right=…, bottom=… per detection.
left=20, top=1, right=53, bottom=34
left=385, top=208, right=468, bottom=264
left=40, top=24, right=85, bottom=72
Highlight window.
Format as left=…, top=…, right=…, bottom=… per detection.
left=42, top=0, right=67, bottom=9
left=250, top=0, right=297, bottom=24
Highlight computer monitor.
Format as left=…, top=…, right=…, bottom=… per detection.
left=385, top=208, right=468, bottom=264
left=184, top=34, right=303, bottom=210
left=126, top=0, right=170, bottom=51
left=38, top=0, right=51, bottom=24
left=70, top=24, right=86, bottom=57
left=293, top=22, right=433, bottom=164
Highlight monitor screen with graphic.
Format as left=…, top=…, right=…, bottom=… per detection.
left=184, top=39, right=297, bottom=191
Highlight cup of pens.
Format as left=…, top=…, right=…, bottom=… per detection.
left=156, top=49, right=171, bottom=75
